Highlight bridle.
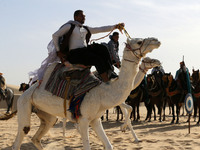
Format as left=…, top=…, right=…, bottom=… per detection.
left=124, top=38, right=153, bottom=64
left=139, top=59, right=158, bottom=74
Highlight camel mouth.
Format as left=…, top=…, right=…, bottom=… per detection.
left=147, top=38, right=161, bottom=47
left=151, top=40, right=161, bottom=48
left=157, top=41, right=161, bottom=48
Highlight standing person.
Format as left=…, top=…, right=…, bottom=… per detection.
left=107, top=32, right=121, bottom=79
left=29, top=10, right=124, bottom=84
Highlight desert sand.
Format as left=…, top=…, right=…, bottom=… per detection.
left=0, top=85, right=200, bottom=150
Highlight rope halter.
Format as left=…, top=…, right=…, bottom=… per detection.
left=139, top=59, right=160, bottom=74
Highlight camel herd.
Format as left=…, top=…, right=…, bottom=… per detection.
left=0, top=37, right=161, bottom=150
left=110, top=68, right=200, bottom=126
left=0, top=37, right=199, bottom=150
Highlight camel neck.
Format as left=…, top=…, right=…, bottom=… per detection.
left=102, top=57, right=140, bottom=109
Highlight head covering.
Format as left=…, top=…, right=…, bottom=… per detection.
left=180, top=61, right=185, bottom=66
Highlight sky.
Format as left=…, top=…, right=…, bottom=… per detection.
left=1, top=0, right=200, bottom=86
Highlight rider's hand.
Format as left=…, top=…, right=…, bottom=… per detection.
left=115, top=23, right=125, bottom=29
left=64, top=61, right=73, bottom=68
left=114, top=62, right=121, bottom=68
left=115, top=23, right=125, bottom=33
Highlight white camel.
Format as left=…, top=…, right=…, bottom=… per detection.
left=69, top=57, right=161, bottom=142
left=12, top=37, right=161, bottom=150
left=118, top=56, right=161, bottom=137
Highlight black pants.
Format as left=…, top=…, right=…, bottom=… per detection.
left=68, top=43, right=113, bottom=74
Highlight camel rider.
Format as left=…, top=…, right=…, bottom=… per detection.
left=0, top=73, right=6, bottom=97
left=151, top=65, right=165, bottom=90
left=151, top=65, right=165, bottom=75
left=175, top=61, right=192, bottom=94
left=28, top=10, right=124, bottom=85
left=107, top=32, right=121, bottom=79
left=53, top=10, right=124, bottom=83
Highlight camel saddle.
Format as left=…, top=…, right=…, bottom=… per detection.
left=45, top=63, right=101, bottom=99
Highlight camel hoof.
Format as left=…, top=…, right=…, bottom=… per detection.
left=134, top=139, right=141, bottom=143
left=32, top=138, right=43, bottom=150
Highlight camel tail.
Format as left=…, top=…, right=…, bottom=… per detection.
left=0, top=110, right=17, bottom=120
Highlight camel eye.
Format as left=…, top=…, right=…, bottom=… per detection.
left=137, top=41, right=142, bottom=45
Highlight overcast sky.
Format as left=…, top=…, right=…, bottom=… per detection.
left=1, top=0, right=200, bottom=86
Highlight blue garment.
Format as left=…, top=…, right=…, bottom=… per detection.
left=175, top=68, right=191, bottom=94
left=107, top=39, right=120, bottom=64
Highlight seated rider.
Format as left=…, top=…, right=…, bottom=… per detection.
left=151, top=65, right=165, bottom=75
left=107, top=32, right=121, bottom=79
left=0, top=73, right=6, bottom=97
left=151, top=65, right=165, bottom=88
left=175, top=61, right=192, bottom=94
left=29, top=10, right=124, bottom=84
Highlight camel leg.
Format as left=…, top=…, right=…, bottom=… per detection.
left=90, top=118, right=113, bottom=150
left=197, top=107, right=200, bottom=124
left=106, top=109, right=109, bottom=121
left=171, top=104, right=175, bottom=124
left=63, top=117, right=67, bottom=137
left=193, top=101, right=197, bottom=122
left=78, top=117, right=91, bottom=150
left=133, top=105, right=136, bottom=121
left=176, top=103, right=180, bottom=124
left=32, top=110, right=57, bottom=150
left=119, top=103, right=139, bottom=142
left=12, top=96, right=32, bottom=150
left=119, top=103, right=130, bottom=131
left=136, top=103, right=140, bottom=121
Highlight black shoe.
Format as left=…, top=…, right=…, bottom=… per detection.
left=109, top=72, right=118, bottom=79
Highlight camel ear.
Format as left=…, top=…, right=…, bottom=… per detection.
left=198, top=69, right=199, bottom=73
left=193, top=69, right=194, bottom=72
left=127, top=38, right=131, bottom=44
left=169, top=72, right=171, bottom=75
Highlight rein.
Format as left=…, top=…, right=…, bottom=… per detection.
left=125, top=42, right=144, bottom=59
left=90, top=23, right=131, bottom=44
left=123, top=43, right=143, bottom=64
left=90, top=29, right=114, bottom=44
left=124, top=38, right=153, bottom=63
left=123, top=58, right=138, bottom=64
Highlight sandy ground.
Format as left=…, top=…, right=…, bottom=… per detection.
left=0, top=85, right=200, bottom=150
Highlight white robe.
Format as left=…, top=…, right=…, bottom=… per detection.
left=28, top=20, right=115, bottom=85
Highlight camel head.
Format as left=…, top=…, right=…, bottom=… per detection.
left=141, top=57, right=161, bottom=69
left=126, top=37, right=161, bottom=58
left=139, top=57, right=161, bottom=74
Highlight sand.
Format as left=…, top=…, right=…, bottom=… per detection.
left=0, top=85, right=200, bottom=150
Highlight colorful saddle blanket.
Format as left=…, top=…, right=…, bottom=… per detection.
left=45, top=63, right=101, bottom=98
left=45, top=63, right=101, bottom=119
